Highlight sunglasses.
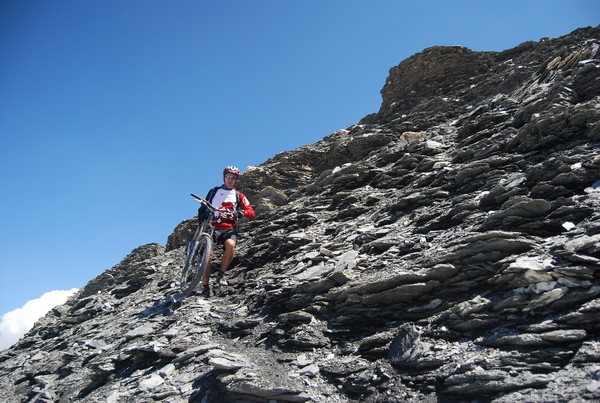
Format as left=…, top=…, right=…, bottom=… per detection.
left=224, top=174, right=238, bottom=180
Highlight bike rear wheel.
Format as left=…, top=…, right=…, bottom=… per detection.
left=181, top=233, right=213, bottom=295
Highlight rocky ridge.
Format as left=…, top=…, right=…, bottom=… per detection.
left=1, top=26, right=599, bottom=402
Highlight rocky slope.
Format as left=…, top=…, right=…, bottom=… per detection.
left=1, top=26, right=599, bottom=402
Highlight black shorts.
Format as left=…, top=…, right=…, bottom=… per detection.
left=213, top=229, right=237, bottom=245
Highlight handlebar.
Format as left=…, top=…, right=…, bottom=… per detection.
left=191, top=193, right=209, bottom=204
left=191, top=193, right=216, bottom=210
left=191, top=193, right=234, bottom=217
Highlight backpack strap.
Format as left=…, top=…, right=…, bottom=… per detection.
left=207, top=186, right=220, bottom=203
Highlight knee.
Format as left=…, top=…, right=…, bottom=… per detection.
left=225, top=239, right=236, bottom=251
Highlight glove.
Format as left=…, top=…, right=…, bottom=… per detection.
left=235, top=209, right=245, bottom=219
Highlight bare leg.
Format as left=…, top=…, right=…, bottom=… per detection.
left=221, top=238, right=236, bottom=272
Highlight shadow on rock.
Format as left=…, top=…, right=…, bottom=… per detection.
left=137, top=292, right=184, bottom=317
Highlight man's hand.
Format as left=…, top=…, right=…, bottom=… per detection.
left=235, top=209, right=245, bottom=219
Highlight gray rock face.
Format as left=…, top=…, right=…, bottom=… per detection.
left=1, top=26, right=599, bottom=402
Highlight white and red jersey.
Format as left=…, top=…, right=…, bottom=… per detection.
left=210, top=186, right=255, bottom=230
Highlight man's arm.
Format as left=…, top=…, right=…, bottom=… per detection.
left=238, top=193, right=256, bottom=219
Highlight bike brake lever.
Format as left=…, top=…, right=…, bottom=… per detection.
left=191, top=193, right=214, bottom=209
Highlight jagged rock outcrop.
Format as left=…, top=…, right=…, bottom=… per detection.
left=1, top=26, right=599, bottom=402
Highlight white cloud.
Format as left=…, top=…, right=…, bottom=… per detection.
left=0, top=288, right=79, bottom=351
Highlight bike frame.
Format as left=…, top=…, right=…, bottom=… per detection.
left=180, top=194, right=223, bottom=294
left=186, top=199, right=216, bottom=257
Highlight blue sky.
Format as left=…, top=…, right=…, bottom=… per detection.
left=0, top=0, right=598, bottom=336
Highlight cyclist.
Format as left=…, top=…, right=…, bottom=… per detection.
left=197, top=165, right=255, bottom=297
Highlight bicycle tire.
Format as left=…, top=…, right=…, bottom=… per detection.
left=181, top=233, right=213, bottom=295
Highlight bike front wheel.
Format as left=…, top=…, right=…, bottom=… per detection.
left=181, top=233, right=213, bottom=295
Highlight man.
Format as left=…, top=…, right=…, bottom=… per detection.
left=198, top=165, right=255, bottom=297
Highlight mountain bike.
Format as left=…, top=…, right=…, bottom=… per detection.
left=180, top=193, right=228, bottom=295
